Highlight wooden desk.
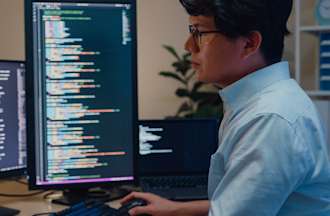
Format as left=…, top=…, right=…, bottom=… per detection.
left=0, top=179, right=122, bottom=215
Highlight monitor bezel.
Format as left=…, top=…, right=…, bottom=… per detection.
left=138, top=118, right=220, bottom=177
left=0, top=60, right=26, bottom=179
left=25, top=0, right=138, bottom=190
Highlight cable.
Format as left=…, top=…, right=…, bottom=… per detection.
left=43, top=190, right=58, bottom=200
left=0, top=177, right=26, bottom=183
left=0, top=177, right=50, bottom=197
left=32, top=212, right=55, bottom=216
left=0, top=190, right=48, bottom=197
left=14, top=179, right=28, bottom=185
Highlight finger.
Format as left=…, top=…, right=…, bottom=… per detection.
left=120, top=192, right=149, bottom=204
left=129, top=206, right=153, bottom=216
left=121, top=192, right=156, bottom=204
left=120, top=192, right=136, bottom=204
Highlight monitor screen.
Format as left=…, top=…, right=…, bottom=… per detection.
left=0, top=61, right=26, bottom=178
left=138, top=119, right=219, bottom=176
left=25, top=0, right=137, bottom=189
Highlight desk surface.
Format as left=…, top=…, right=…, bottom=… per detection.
left=0, top=179, right=122, bottom=215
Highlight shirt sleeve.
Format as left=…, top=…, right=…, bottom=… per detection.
left=209, top=114, right=312, bottom=216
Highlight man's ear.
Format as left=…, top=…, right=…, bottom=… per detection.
left=241, top=31, right=262, bottom=59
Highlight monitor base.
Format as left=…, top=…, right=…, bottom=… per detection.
left=0, top=206, right=20, bottom=216
left=52, top=186, right=131, bottom=206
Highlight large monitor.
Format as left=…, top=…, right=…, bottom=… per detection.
left=0, top=60, right=26, bottom=215
left=25, top=0, right=138, bottom=200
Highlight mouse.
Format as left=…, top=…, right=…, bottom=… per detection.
left=116, top=198, right=150, bottom=216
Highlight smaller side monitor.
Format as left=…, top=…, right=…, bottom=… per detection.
left=0, top=60, right=26, bottom=178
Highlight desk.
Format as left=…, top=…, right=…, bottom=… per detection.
left=0, top=179, right=122, bottom=215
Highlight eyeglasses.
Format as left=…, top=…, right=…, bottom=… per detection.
left=189, top=25, right=222, bottom=48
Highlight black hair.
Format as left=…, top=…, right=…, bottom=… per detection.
left=179, top=0, right=293, bottom=65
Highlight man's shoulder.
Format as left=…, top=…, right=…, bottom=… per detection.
left=227, top=78, right=321, bottom=135
left=248, top=79, right=316, bottom=124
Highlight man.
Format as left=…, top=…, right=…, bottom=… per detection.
left=122, top=0, right=330, bottom=215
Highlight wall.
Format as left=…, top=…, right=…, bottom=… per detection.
left=0, top=0, right=25, bottom=60
left=0, top=0, right=189, bottom=119
left=137, top=0, right=189, bottom=119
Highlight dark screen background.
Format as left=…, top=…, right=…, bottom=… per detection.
left=138, top=119, right=219, bottom=175
left=34, top=3, right=136, bottom=183
left=0, top=62, right=25, bottom=172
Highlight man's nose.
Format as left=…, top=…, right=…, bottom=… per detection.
left=184, top=35, right=199, bottom=53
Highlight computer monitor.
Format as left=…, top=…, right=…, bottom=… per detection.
left=0, top=60, right=26, bottom=216
left=138, top=119, right=219, bottom=176
left=0, top=60, right=26, bottom=178
left=25, top=0, right=138, bottom=203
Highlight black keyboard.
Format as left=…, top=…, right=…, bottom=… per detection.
left=0, top=206, right=20, bottom=216
left=140, top=175, right=208, bottom=189
left=49, top=200, right=120, bottom=216
left=140, top=175, right=208, bottom=201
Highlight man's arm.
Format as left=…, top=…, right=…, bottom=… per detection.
left=121, top=192, right=209, bottom=216
left=209, top=114, right=312, bottom=216
left=175, top=200, right=209, bottom=216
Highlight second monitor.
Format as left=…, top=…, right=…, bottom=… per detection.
left=138, top=119, right=219, bottom=200
left=0, top=60, right=26, bottom=178
left=0, top=60, right=26, bottom=215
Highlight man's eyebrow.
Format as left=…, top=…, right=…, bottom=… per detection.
left=190, top=23, right=207, bottom=29
left=190, top=23, right=200, bottom=27
left=191, top=23, right=207, bottom=28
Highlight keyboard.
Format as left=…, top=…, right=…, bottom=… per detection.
left=50, top=200, right=120, bottom=216
left=0, top=206, right=20, bottom=216
left=140, top=175, right=208, bottom=200
left=141, top=175, right=207, bottom=189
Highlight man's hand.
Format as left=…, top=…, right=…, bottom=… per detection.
left=120, top=192, right=181, bottom=216
left=120, top=192, right=210, bottom=216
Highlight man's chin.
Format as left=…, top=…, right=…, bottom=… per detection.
left=197, top=73, right=210, bottom=83
left=196, top=71, right=204, bottom=81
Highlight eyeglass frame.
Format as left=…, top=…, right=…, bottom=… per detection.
left=189, top=24, right=222, bottom=47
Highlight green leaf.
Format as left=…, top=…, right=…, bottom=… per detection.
left=163, top=45, right=181, bottom=61
left=175, top=88, right=190, bottom=98
left=159, top=71, right=186, bottom=85
left=192, top=81, right=204, bottom=93
left=193, top=105, right=222, bottom=118
left=172, top=61, right=191, bottom=76
left=190, top=92, right=217, bottom=102
left=186, top=71, right=196, bottom=82
left=176, top=102, right=193, bottom=116
left=183, top=112, right=195, bottom=118
left=172, top=62, right=181, bottom=70
left=183, top=60, right=192, bottom=73
left=196, top=92, right=221, bottom=106
left=183, top=53, right=191, bottom=61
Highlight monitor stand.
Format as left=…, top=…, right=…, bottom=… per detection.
left=52, top=187, right=130, bottom=206
left=0, top=206, right=20, bottom=216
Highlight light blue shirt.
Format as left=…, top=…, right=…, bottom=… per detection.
left=208, top=62, right=330, bottom=216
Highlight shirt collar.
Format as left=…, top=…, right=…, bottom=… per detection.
left=219, top=61, right=291, bottom=111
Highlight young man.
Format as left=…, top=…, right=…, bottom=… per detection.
left=122, top=0, right=330, bottom=215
